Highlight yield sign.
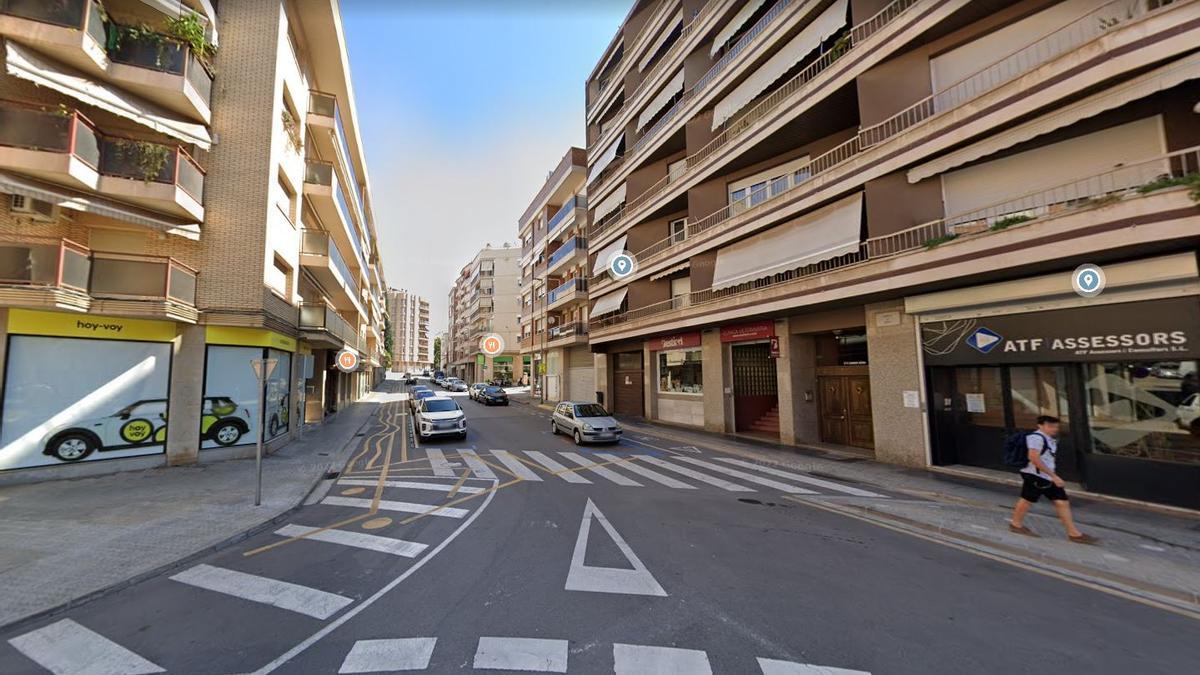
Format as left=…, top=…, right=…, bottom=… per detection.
left=565, top=499, right=666, bottom=597
left=250, top=358, right=278, bottom=381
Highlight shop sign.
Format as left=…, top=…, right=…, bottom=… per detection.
left=647, top=332, right=701, bottom=351
left=920, top=297, right=1200, bottom=366
left=769, top=335, right=780, bottom=358
left=206, top=326, right=297, bottom=352
left=8, top=309, right=176, bottom=342
left=494, top=356, right=514, bottom=364
left=336, top=349, right=359, bottom=372
left=720, top=320, right=775, bottom=343
left=476, top=354, right=486, bottom=366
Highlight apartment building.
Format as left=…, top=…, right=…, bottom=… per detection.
left=517, top=148, right=594, bottom=401
left=0, top=0, right=388, bottom=480
left=387, top=287, right=430, bottom=372
left=446, top=244, right=521, bottom=383
left=583, top=0, right=1200, bottom=509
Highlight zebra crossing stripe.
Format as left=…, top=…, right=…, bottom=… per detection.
left=339, top=638, right=437, bottom=673
left=595, top=453, right=696, bottom=489
left=425, top=449, right=456, bottom=477
left=524, top=451, right=591, bottom=484
left=458, top=449, right=497, bottom=479
left=613, top=643, right=712, bottom=674
left=559, top=452, right=642, bottom=486
left=714, top=458, right=884, bottom=497
left=489, top=450, right=542, bottom=481
left=321, top=496, right=468, bottom=518
left=170, top=564, right=352, bottom=620
left=274, top=524, right=428, bottom=558
left=673, top=457, right=818, bottom=494
left=8, top=619, right=165, bottom=675
left=474, top=636, right=569, bottom=672
left=337, top=478, right=483, bottom=494
left=634, top=456, right=755, bottom=492
left=757, top=657, right=871, bottom=674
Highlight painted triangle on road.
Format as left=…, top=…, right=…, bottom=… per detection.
left=565, top=499, right=667, bottom=597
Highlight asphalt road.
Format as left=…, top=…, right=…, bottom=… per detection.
left=1, top=377, right=1197, bottom=674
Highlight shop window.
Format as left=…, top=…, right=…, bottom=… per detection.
left=1084, top=361, right=1200, bottom=466
left=201, top=346, right=293, bottom=449
left=659, top=349, right=702, bottom=394
left=0, top=336, right=171, bottom=470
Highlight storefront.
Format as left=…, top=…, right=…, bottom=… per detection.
left=916, top=266, right=1200, bottom=508
left=492, top=355, right=514, bottom=384
left=203, top=327, right=297, bottom=451
left=0, top=309, right=177, bottom=471
left=722, top=321, right=779, bottom=437
left=649, top=332, right=703, bottom=427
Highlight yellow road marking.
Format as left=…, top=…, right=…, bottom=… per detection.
left=399, top=478, right=523, bottom=526
left=446, top=468, right=471, bottom=498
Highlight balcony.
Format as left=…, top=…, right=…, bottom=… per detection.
left=546, top=195, right=587, bottom=241
left=547, top=321, right=588, bottom=347
left=0, top=0, right=213, bottom=121
left=0, top=101, right=205, bottom=220
left=299, top=301, right=360, bottom=351
left=546, top=237, right=587, bottom=276
left=307, top=91, right=367, bottom=229
left=303, top=160, right=368, bottom=272
left=300, top=230, right=363, bottom=316
left=0, top=237, right=198, bottom=321
left=546, top=278, right=587, bottom=311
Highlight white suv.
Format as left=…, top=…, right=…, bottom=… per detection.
left=417, top=397, right=467, bottom=440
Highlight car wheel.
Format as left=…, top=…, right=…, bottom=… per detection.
left=573, top=429, right=583, bottom=445
left=551, top=420, right=559, bottom=435
left=268, top=415, right=280, bottom=437
left=211, top=420, right=243, bottom=446
left=49, top=433, right=96, bottom=462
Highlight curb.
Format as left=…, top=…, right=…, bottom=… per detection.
left=0, top=404, right=380, bottom=635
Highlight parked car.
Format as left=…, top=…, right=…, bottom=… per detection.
left=478, top=385, right=509, bottom=406
left=422, top=369, right=431, bottom=377
left=1178, top=393, right=1200, bottom=433
left=469, top=383, right=488, bottom=400
left=416, top=397, right=467, bottom=440
left=551, top=401, right=622, bottom=445
left=409, top=389, right=437, bottom=412
left=445, top=378, right=468, bottom=392
left=404, top=374, right=417, bottom=385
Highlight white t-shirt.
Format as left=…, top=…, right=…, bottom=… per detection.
left=1020, top=432, right=1057, bottom=480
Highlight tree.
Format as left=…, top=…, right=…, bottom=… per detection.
left=383, top=317, right=394, bottom=368
left=432, top=336, right=442, bottom=369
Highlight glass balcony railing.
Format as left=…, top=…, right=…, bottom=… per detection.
left=108, top=27, right=214, bottom=105
left=547, top=237, right=585, bottom=269
left=547, top=195, right=586, bottom=234
left=99, top=137, right=205, bottom=202
left=301, top=230, right=360, bottom=298
left=547, top=278, right=586, bottom=305
left=300, top=301, right=358, bottom=348
left=0, top=238, right=90, bottom=291
left=0, top=238, right=196, bottom=305
left=304, top=160, right=368, bottom=270
left=307, top=90, right=367, bottom=230
left=0, top=0, right=89, bottom=30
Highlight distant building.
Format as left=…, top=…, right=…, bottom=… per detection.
left=387, top=289, right=430, bottom=372
left=446, top=245, right=521, bottom=383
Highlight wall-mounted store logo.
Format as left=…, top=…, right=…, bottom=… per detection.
left=966, top=327, right=1003, bottom=354
left=336, top=349, right=359, bottom=373
left=479, top=333, right=506, bottom=356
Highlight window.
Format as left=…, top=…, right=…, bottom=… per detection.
left=658, top=349, right=702, bottom=394
left=668, top=218, right=686, bottom=244
left=667, top=158, right=686, bottom=183
left=276, top=173, right=296, bottom=224
left=267, top=254, right=291, bottom=296
left=670, top=276, right=690, bottom=309
left=727, top=155, right=811, bottom=208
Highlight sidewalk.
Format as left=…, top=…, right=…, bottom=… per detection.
left=512, top=395, right=1200, bottom=615
left=0, top=395, right=379, bottom=630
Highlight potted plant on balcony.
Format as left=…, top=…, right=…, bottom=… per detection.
left=108, top=138, right=171, bottom=183
left=165, top=11, right=216, bottom=67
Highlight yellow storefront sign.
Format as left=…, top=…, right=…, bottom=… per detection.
left=205, top=326, right=296, bottom=352
left=7, top=309, right=178, bottom=342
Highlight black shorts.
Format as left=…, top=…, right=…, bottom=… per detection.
left=1020, top=473, right=1068, bottom=502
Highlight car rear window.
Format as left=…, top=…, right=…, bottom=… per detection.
left=423, top=400, right=458, bottom=412
left=575, top=404, right=608, bottom=417
left=484, top=386, right=504, bottom=394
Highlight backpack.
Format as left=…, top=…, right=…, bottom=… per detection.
left=1002, top=431, right=1048, bottom=469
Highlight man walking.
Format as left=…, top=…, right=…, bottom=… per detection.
left=1008, top=415, right=1098, bottom=544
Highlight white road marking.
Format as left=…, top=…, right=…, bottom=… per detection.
left=8, top=619, right=165, bottom=675
left=169, top=564, right=352, bottom=620
left=321, top=496, right=468, bottom=518
left=1139, top=544, right=1167, bottom=552
left=613, top=644, right=710, bottom=674
left=458, top=449, right=497, bottom=479
left=337, top=478, right=483, bottom=494
left=473, top=637, right=568, bottom=672
left=560, top=452, right=642, bottom=486
left=565, top=499, right=666, bottom=597
left=425, top=448, right=456, bottom=477
left=489, top=450, right=543, bottom=480
left=595, top=454, right=696, bottom=489
left=713, top=458, right=885, bottom=497
left=673, top=457, right=817, bottom=494
left=757, top=657, right=871, bottom=674
left=635, top=456, right=755, bottom=492
left=275, top=524, right=428, bottom=558
left=254, top=486, right=502, bottom=675
left=338, top=637, right=436, bottom=673
left=525, top=451, right=591, bottom=484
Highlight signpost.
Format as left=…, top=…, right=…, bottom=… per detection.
left=250, top=357, right=278, bottom=506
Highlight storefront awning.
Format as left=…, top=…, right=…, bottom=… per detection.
left=711, top=0, right=848, bottom=130
left=591, top=288, right=628, bottom=316
left=710, top=0, right=769, bottom=57
left=592, top=183, right=627, bottom=222
left=908, top=51, right=1200, bottom=184
left=587, top=134, right=625, bottom=184
left=4, top=42, right=212, bottom=149
left=591, top=234, right=629, bottom=276
left=639, top=10, right=683, bottom=71
left=649, top=261, right=690, bottom=281
left=711, top=192, right=861, bottom=291
left=0, top=172, right=200, bottom=239
left=637, top=69, right=685, bottom=131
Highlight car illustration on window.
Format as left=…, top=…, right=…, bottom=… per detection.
left=41, top=399, right=169, bottom=462
left=200, top=396, right=254, bottom=447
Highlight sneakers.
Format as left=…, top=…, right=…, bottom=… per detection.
left=1008, top=523, right=1039, bottom=537
left=1069, top=533, right=1100, bottom=545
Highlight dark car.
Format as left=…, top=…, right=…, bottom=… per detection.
left=409, top=389, right=437, bottom=412
left=478, top=385, right=509, bottom=406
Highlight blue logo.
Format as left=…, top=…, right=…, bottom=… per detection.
left=966, top=327, right=1003, bottom=354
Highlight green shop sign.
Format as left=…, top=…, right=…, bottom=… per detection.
left=493, top=356, right=513, bottom=364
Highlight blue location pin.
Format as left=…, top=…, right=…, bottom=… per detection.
left=1072, top=264, right=1105, bottom=297
left=610, top=252, right=636, bottom=279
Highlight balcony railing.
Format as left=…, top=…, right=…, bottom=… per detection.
left=547, top=237, right=585, bottom=269
left=0, top=237, right=197, bottom=304
left=591, top=146, right=1200, bottom=330
left=549, top=322, right=588, bottom=340
left=0, top=237, right=90, bottom=291
left=304, top=160, right=367, bottom=269
left=301, top=230, right=360, bottom=297
left=300, top=302, right=359, bottom=348
left=99, top=137, right=205, bottom=202
left=0, top=0, right=105, bottom=45
left=547, top=195, right=586, bottom=234
left=308, top=91, right=367, bottom=227
left=108, top=25, right=213, bottom=105
left=547, top=278, right=587, bottom=305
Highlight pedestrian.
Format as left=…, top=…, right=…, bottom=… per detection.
left=1008, top=415, right=1098, bottom=544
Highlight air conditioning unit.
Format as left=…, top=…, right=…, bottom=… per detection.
left=10, top=194, right=59, bottom=222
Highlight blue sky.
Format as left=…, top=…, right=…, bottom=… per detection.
left=342, top=1, right=628, bottom=333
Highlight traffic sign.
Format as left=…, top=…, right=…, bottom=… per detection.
left=250, top=358, right=278, bottom=381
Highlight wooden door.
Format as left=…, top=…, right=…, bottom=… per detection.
left=818, top=376, right=849, bottom=445
left=847, top=374, right=874, bottom=449
left=612, top=351, right=644, bottom=417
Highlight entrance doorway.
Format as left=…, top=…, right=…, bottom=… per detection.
left=816, top=365, right=874, bottom=449
left=612, top=351, right=644, bottom=416
left=731, top=343, right=778, bottom=436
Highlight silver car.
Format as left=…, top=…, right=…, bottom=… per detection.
left=551, top=401, right=623, bottom=445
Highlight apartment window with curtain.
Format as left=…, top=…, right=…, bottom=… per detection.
left=670, top=276, right=691, bottom=309
left=669, top=217, right=686, bottom=243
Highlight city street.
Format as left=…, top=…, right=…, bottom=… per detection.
left=1, top=379, right=1197, bottom=675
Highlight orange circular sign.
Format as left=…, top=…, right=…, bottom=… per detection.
left=336, top=349, right=359, bottom=372
left=479, top=334, right=505, bottom=356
